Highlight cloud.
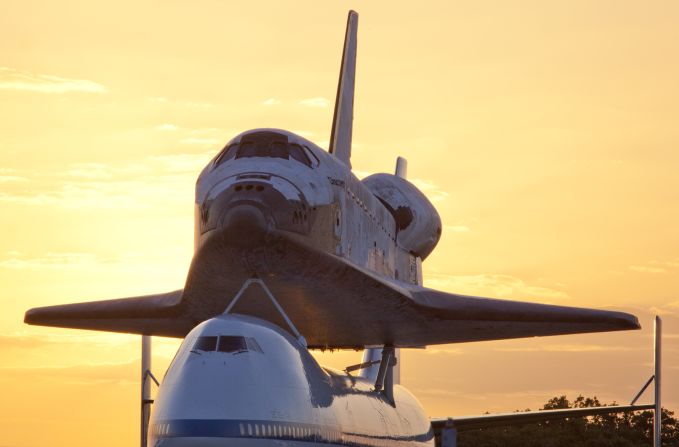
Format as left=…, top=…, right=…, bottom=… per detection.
left=300, top=97, right=329, bottom=108
left=0, top=184, right=142, bottom=208
left=262, top=98, right=281, bottom=106
left=0, top=360, right=139, bottom=385
left=291, top=130, right=314, bottom=138
left=444, top=225, right=470, bottom=233
left=409, top=179, right=450, bottom=203
left=425, top=273, right=569, bottom=302
left=180, top=137, right=220, bottom=146
left=494, top=344, right=635, bottom=353
left=628, top=259, right=679, bottom=274
left=629, top=265, right=667, bottom=274
left=155, top=123, right=179, bottom=131
left=0, top=252, right=101, bottom=270
left=649, top=300, right=679, bottom=316
left=350, top=170, right=449, bottom=203
left=189, top=128, right=222, bottom=135
left=649, top=259, right=679, bottom=267
left=0, top=168, right=27, bottom=182
left=0, top=331, right=181, bottom=358
left=61, top=162, right=119, bottom=180
left=185, top=101, right=214, bottom=108
left=0, top=332, right=129, bottom=350
left=351, top=170, right=371, bottom=180
left=150, top=153, right=214, bottom=173
left=424, top=347, right=464, bottom=356
left=0, top=67, right=107, bottom=94
left=0, top=153, right=213, bottom=209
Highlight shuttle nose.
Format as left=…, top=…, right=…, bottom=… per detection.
left=220, top=203, right=268, bottom=247
left=200, top=175, right=312, bottom=248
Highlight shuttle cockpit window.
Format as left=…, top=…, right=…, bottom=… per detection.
left=192, top=335, right=263, bottom=354
left=212, top=131, right=314, bottom=169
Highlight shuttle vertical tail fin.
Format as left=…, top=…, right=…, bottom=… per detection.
left=329, top=10, right=358, bottom=168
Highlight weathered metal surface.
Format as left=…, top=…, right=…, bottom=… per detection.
left=362, top=173, right=442, bottom=260
left=25, top=40, right=640, bottom=351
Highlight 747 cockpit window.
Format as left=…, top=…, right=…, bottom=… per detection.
left=193, top=336, right=217, bottom=352
left=218, top=336, right=247, bottom=353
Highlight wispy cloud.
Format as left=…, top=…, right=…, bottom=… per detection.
left=495, top=344, right=635, bottom=353
left=0, top=331, right=180, bottom=358
left=629, top=265, right=667, bottom=274
left=0, top=152, right=212, bottom=209
left=628, top=259, right=679, bottom=274
left=262, top=98, right=281, bottom=106
left=0, top=168, right=28, bottom=182
left=351, top=170, right=449, bottom=203
left=300, top=97, right=329, bottom=108
left=410, top=179, right=450, bottom=203
left=291, top=130, right=314, bottom=138
left=0, top=360, right=139, bottom=385
left=352, top=170, right=372, bottom=180
left=424, top=347, right=464, bottom=356
left=425, top=273, right=569, bottom=302
left=0, top=67, right=107, bottom=94
left=0, top=252, right=100, bottom=270
left=650, top=259, right=679, bottom=268
left=185, top=101, right=214, bottom=108
left=155, top=123, right=179, bottom=131
left=61, top=162, right=119, bottom=180
left=649, top=300, right=679, bottom=316
left=180, top=137, right=220, bottom=146
left=150, top=153, right=214, bottom=173
left=444, top=225, right=470, bottom=233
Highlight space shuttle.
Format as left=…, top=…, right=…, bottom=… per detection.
left=24, top=12, right=638, bottom=346
left=24, top=11, right=652, bottom=447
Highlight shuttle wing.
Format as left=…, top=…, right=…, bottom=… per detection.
left=405, top=285, right=640, bottom=342
left=24, top=290, right=195, bottom=337
left=24, top=254, right=640, bottom=346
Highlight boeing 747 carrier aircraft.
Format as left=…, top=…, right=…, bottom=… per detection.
left=25, top=11, right=651, bottom=447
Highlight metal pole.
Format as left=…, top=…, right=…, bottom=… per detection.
left=441, top=418, right=457, bottom=447
left=654, top=316, right=662, bottom=447
left=141, top=335, right=152, bottom=447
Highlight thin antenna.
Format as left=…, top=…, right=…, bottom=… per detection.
left=654, top=315, right=662, bottom=447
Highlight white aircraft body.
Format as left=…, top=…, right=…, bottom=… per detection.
left=149, top=315, right=433, bottom=447
left=25, top=11, right=650, bottom=447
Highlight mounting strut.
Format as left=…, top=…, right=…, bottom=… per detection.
left=223, top=276, right=307, bottom=348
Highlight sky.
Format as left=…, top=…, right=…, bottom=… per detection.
left=1, top=0, right=678, bottom=445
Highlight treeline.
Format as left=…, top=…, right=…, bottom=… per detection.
left=458, top=395, right=679, bottom=447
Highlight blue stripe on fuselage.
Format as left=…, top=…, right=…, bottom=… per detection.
left=151, top=419, right=434, bottom=446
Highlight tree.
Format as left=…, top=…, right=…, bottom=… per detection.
left=457, top=395, right=678, bottom=447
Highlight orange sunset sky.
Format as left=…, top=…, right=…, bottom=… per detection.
left=1, top=1, right=678, bottom=446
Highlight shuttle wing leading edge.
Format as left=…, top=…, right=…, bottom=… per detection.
left=24, top=254, right=639, bottom=345
left=23, top=290, right=195, bottom=337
